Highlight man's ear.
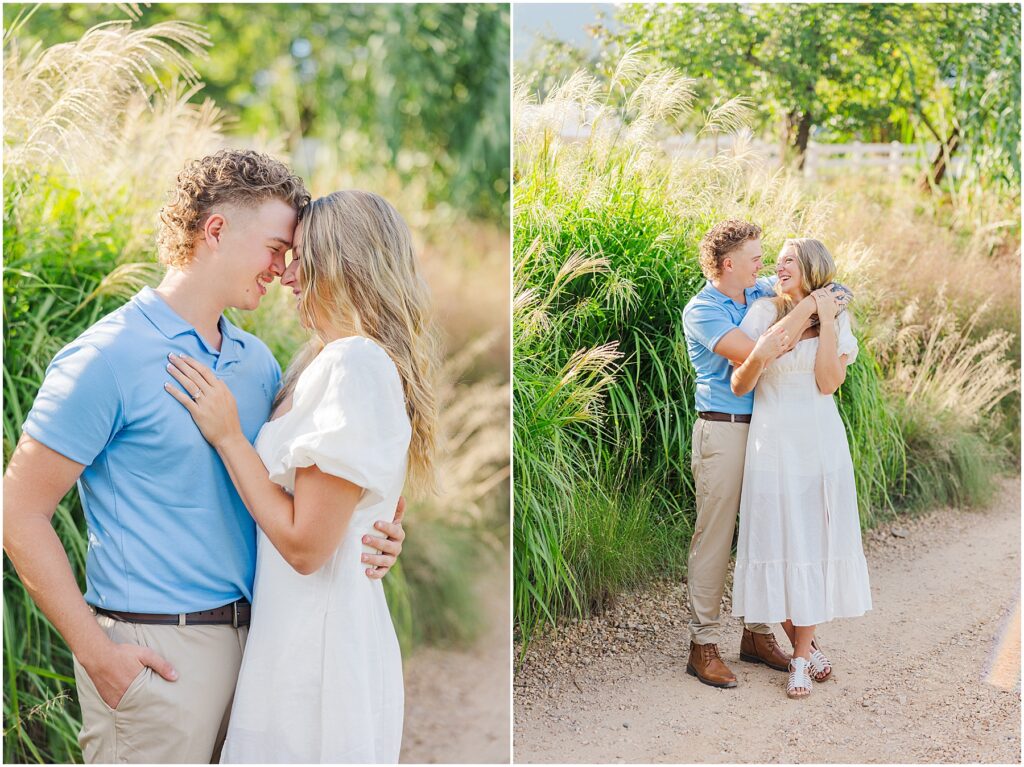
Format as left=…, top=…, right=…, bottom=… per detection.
left=721, top=256, right=733, bottom=274
left=203, top=213, right=226, bottom=249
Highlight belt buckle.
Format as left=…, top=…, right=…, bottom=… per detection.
left=232, top=601, right=239, bottom=629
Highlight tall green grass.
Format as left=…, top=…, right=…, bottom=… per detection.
left=512, top=60, right=1016, bottom=645
left=3, top=20, right=219, bottom=761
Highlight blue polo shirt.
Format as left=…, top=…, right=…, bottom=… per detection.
left=22, top=287, right=281, bottom=613
left=682, top=277, right=777, bottom=414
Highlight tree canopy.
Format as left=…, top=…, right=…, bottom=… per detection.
left=589, top=3, right=1019, bottom=192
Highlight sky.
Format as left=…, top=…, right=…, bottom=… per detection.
left=512, top=3, right=613, bottom=62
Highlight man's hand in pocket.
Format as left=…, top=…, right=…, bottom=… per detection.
left=84, top=641, right=178, bottom=710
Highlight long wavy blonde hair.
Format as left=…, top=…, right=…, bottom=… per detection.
left=771, top=238, right=837, bottom=320
left=275, top=190, right=440, bottom=496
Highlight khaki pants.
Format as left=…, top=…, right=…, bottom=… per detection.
left=73, top=614, right=248, bottom=764
left=687, top=418, right=772, bottom=644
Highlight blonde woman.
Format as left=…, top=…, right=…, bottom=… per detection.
left=729, top=238, right=871, bottom=700
left=165, top=190, right=438, bottom=761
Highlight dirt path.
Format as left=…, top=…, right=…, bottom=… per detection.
left=402, top=552, right=510, bottom=763
left=514, top=477, right=1021, bottom=764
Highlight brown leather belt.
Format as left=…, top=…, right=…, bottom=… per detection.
left=92, top=599, right=250, bottom=627
left=698, top=411, right=752, bottom=424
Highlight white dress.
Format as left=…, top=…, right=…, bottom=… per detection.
left=220, top=337, right=410, bottom=764
left=731, top=299, right=872, bottom=626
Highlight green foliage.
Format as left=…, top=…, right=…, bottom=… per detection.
left=3, top=3, right=511, bottom=220
left=894, top=405, right=1003, bottom=512
left=908, top=4, right=1022, bottom=194
left=399, top=521, right=489, bottom=648
left=833, top=338, right=907, bottom=525
left=598, top=3, right=1021, bottom=192
left=3, top=178, right=159, bottom=764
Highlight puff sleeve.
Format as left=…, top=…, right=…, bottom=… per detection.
left=836, top=311, right=859, bottom=365
left=738, top=298, right=779, bottom=341
left=264, top=338, right=411, bottom=507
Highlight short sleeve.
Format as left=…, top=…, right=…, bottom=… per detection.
left=265, top=340, right=411, bottom=506
left=22, top=343, right=125, bottom=466
left=836, top=312, right=859, bottom=365
left=738, top=299, right=778, bottom=341
left=683, top=300, right=738, bottom=353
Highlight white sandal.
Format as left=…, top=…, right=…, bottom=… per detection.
left=787, top=657, right=812, bottom=699
left=808, top=641, right=832, bottom=682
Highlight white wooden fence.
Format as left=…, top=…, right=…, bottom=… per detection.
left=660, top=134, right=966, bottom=180
left=539, top=106, right=965, bottom=180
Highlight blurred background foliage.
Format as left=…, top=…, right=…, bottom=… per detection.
left=3, top=5, right=509, bottom=762
left=8, top=2, right=511, bottom=220
left=524, top=3, right=1020, bottom=197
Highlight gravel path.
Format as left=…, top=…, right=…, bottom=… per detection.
left=514, top=476, right=1021, bottom=764
left=401, top=551, right=510, bottom=763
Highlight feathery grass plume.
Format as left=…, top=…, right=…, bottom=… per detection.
left=4, top=19, right=210, bottom=181
left=431, top=332, right=511, bottom=524
left=823, top=176, right=1020, bottom=326
left=512, top=72, right=538, bottom=146
left=1, top=690, right=73, bottom=738
left=698, top=96, right=755, bottom=138
left=529, top=69, right=602, bottom=143
left=73, top=262, right=167, bottom=313
left=879, top=297, right=1018, bottom=426
left=605, top=42, right=646, bottom=102
left=625, top=67, right=696, bottom=126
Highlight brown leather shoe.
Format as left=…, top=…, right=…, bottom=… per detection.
left=739, top=628, right=791, bottom=672
left=686, top=642, right=737, bottom=688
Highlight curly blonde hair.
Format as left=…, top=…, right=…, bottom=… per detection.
left=698, top=219, right=762, bottom=280
left=157, top=149, right=310, bottom=268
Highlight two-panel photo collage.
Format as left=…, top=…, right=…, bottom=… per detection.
left=2, top=2, right=1020, bottom=765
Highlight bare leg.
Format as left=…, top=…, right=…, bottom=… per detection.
left=781, top=619, right=796, bottom=647
left=793, top=625, right=815, bottom=660
left=785, top=619, right=831, bottom=680
left=789, top=624, right=815, bottom=698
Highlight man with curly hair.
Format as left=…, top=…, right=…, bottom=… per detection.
left=681, top=219, right=848, bottom=688
left=3, top=150, right=407, bottom=763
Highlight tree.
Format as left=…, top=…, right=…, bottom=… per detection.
left=898, top=4, right=1020, bottom=193
left=603, top=4, right=900, bottom=167
left=599, top=2, right=1021, bottom=193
